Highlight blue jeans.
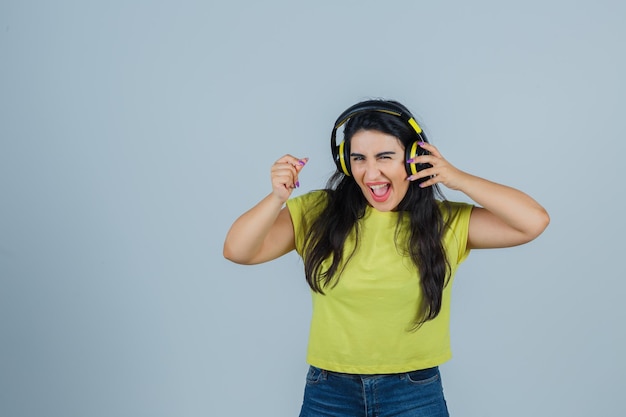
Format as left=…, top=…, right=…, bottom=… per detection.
left=299, top=366, right=449, bottom=417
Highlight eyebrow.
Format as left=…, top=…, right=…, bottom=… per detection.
left=350, top=151, right=398, bottom=158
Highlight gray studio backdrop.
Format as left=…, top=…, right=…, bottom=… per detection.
left=1, top=1, right=624, bottom=416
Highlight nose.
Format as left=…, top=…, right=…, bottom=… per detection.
left=363, top=160, right=382, bottom=180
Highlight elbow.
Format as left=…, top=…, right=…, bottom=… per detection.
left=223, top=245, right=235, bottom=263
left=537, top=208, right=551, bottom=235
left=526, top=208, right=551, bottom=242
left=223, top=242, right=256, bottom=265
left=223, top=245, right=244, bottom=265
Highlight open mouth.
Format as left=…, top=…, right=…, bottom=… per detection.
left=368, top=183, right=391, bottom=202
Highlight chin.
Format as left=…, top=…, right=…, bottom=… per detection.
left=368, top=199, right=398, bottom=212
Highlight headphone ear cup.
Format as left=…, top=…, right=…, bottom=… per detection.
left=405, top=141, right=431, bottom=176
left=343, top=143, right=351, bottom=176
left=405, top=141, right=420, bottom=176
left=336, top=141, right=351, bottom=176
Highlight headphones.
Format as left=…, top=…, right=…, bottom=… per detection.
left=330, top=100, right=429, bottom=177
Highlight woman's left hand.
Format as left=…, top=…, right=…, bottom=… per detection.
left=406, top=142, right=468, bottom=191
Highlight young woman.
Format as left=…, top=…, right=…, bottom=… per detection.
left=223, top=99, right=550, bottom=417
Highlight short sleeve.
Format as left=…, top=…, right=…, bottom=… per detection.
left=442, top=201, right=474, bottom=265
left=285, top=190, right=328, bottom=256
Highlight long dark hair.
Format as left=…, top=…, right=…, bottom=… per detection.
left=302, top=102, right=451, bottom=328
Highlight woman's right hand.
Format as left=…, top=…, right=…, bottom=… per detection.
left=223, top=154, right=307, bottom=264
left=270, top=155, right=308, bottom=203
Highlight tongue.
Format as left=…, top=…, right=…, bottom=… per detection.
left=372, top=185, right=389, bottom=196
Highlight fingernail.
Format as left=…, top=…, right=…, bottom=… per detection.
left=298, top=158, right=308, bottom=166
left=418, top=141, right=426, bottom=146
left=295, top=180, right=300, bottom=188
left=406, top=158, right=415, bottom=164
left=406, top=175, right=415, bottom=181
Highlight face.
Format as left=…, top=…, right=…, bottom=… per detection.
left=349, top=129, right=410, bottom=212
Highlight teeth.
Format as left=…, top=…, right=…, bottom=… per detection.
left=370, top=183, right=389, bottom=197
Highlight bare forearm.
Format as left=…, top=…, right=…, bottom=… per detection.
left=457, top=172, right=550, bottom=237
left=223, top=193, right=285, bottom=263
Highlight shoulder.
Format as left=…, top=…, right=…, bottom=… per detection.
left=438, top=200, right=474, bottom=263
left=286, top=190, right=329, bottom=252
left=438, top=200, right=474, bottom=223
left=286, top=189, right=329, bottom=215
left=438, top=200, right=474, bottom=240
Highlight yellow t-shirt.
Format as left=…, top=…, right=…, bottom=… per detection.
left=286, top=190, right=473, bottom=374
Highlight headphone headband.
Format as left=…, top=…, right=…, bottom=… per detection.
left=333, top=100, right=420, bottom=131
